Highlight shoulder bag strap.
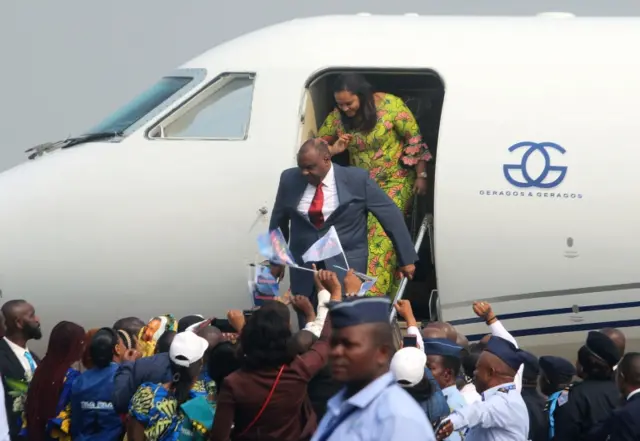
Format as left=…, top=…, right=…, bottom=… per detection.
left=237, top=365, right=286, bottom=437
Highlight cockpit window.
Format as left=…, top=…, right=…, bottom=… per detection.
left=84, top=75, right=197, bottom=136
left=148, top=73, right=255, bottom=140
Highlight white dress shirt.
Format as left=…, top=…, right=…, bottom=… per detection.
left=297, top=165, right=339, bottom=221
left=448, top=382, right=529, bottom=441
left=3, top=337, right=36, bottom=376
left=627, top=388, right=640, bottom=401
left=460, top=383, right=482, bottom=405
left=304, top=289, right=331, bottom=337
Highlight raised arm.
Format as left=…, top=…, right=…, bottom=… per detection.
left=294, top=270, right=342, bottom=380
left=112, top=361, right=137, bottom=414
left=447, top=394, right=515, bottom=432
left=364, top=176, right=418, bottom=267
left=394, top=300, right=424, bottom=352
left=473, top=302, right=523, bottom=391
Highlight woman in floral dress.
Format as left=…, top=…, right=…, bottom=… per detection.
left=317, top=73, right=432, bottom=297
left=128, top=332, right=215, bottom=441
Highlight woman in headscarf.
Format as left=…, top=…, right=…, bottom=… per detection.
left=24, top=321, right=86, bottom=441
left=317, top=73, right=432, bottom=297
left=137, top=314, right=177, bottom=358
left=128, top=332, right=215, bottom=441
left=71, top=327, right=135, bottom=441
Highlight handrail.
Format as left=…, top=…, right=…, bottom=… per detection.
left=389, top=213, right=431, bottom=323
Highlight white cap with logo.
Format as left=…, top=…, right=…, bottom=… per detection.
left=169, top=331, right=209, bottom=367
left=390, top=347, right=427, bottom=387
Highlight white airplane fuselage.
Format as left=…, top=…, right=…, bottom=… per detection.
left=1, top=14, right=639, bottom=356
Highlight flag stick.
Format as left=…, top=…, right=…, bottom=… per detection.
left=290, top=265, right=316, bottom=273
left=341, top=250, right=350, bottom=270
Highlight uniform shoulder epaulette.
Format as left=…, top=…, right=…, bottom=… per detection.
left=557, top=384, right=573, bottom=407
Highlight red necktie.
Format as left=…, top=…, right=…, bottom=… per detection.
left=308, top=184, right=325, bottom=228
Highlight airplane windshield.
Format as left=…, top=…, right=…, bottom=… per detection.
left=85, top=76, right=194, bottom=136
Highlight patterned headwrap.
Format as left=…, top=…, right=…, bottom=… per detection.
left=137, top=314, right=177, bottom=357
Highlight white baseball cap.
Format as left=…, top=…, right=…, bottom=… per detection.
left=169, top=331, right=209, bottom=367
left=390, top=347, right=427, bottom=387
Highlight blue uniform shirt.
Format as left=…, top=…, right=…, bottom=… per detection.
left=442, top=385, right=468, bottom=441
left=311, top=372, right=435, bottom=441
left=71, top=363, right=123, bottom=441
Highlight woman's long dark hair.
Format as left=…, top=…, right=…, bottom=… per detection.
left=170, top=360, right=202, bottom=405
left=89, top=327, right=119, bottom=369
left=332, top=73, right=378, bottom=133
left=240, top=306, right=292, bottom=370
left=26, top=321, right=85, bottom=441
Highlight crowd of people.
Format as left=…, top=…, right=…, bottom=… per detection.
left=0, top=72, right=637, bottom=441
left=0, top=285, right=637, bottom=441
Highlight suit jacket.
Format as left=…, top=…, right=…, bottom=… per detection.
left=587, top=392, right=640, bottom=441
left=111, top=352, right=172, bottom=414
left=269, top=164, right=418, bottom=296
left=0, top=339, right=41, bottom=441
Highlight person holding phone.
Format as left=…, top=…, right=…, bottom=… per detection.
left=403, top=335, right=418, bottom=348
left=423, top=339, right=467, bottom=441
left=390, top=347, right=450, bottom=430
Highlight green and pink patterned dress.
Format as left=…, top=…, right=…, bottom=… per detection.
left=318, top=93, right=432, bottom=297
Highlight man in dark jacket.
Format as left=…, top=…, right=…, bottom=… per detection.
left=112, top=351, right=171, bottom=413
left=588, top=352, right=640, bottom=441
left=520, top=351, right=547, bottom=441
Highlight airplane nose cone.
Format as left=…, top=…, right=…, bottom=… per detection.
left=0, top=144, right=247, bottom=346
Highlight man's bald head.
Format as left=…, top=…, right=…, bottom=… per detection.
left=297, top=138, right=333, bottom=186
left=197, top=326, right=223, bottom=350
left=422, top=325, right=447, bottom=339
left=1, top=300, right=41, bottom=341
left=287, top=330, right=318, bottom=357
left=617, top=352, right=640, bottom=396
left=479, top=334, right=492, bottom=347
left=425, top=322, right=457, bottom=342
left=456, top=333, right=470, bottom=350
left=601, top=328, right=626, bottom=356
left=299, top=138, right=331, bottom=157
left=113, top=317, right=146, bottom=339
left=2, top=300, right=27, bottom=324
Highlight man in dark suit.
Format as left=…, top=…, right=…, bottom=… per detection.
left=269, top=138, right=418, bottom=322
left=0, top=300, right=42, bottom=440
left=588, top=352, right=640, bottom=441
